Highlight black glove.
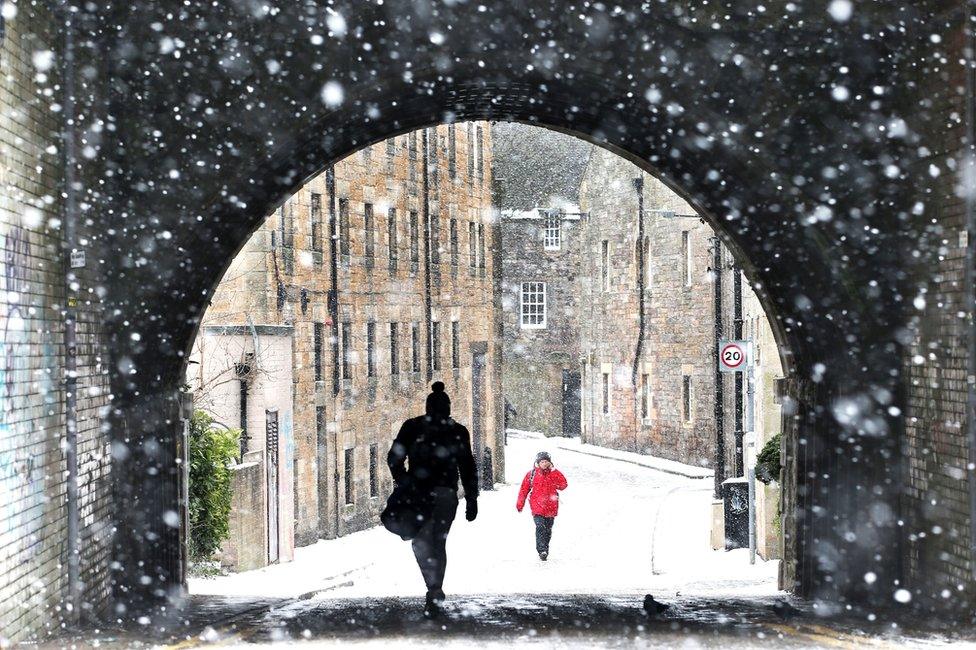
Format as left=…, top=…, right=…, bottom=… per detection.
left=465, top=497, right=478, bottom=522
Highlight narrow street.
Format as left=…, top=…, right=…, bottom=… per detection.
left=59, top=434, right=966, bottom=647
left=190, top=431, right=777, bottom=602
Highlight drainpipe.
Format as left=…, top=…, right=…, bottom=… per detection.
left=60, top=3, right=81, bottom=626
left=326, top=166, right=341, bottom=538
left=632, top=177, right=646, bottom=453
left=733, top=265, right=744, bottom=476
left=965, top=2, right=976, bottom=582
left=713, top=238, right=725, bottom=500
left=327, top=167, right=339, bottom=396
left=422, top=128, right=433, bottom=381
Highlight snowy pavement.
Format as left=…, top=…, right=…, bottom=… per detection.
left=191, top=431, right=778, bottom=601
left=63, top=437, right=972, bottom=648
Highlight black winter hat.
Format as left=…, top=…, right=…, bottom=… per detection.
left=425, top=381, right=451, bottom=417
left=535, top=451, right=552, bottom=464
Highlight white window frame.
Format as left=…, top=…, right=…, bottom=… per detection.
left=544, top=213, right=561, bottom=251
left=519, top=281, right=547, bottom=329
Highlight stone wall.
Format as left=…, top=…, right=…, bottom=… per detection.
left=0, top=5, right=113, bottom=643
left=219, top=460, right=266, bottom=572
left=578, top=147, right=720, bottom=464
left=501, top=211, right=583, bottom=437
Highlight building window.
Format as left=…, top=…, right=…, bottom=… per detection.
left=279, top=203, right=294, bottom=275
left=341, top=321, right=351, bottom=381
left=682, top=231, right=692, bottom=287
left=602, top=373, right=610, bottom=414
left=468, top=221, right=477, bottom=275
left=430, top=212, right=441, bottom=266
left=520, top=282, right=547, bottom=329
left=364, top=203, right=375, bottom=270
left=310, top=192, right=323, bottom=254
left=544, top=212, right=561, bottom=251
left=280, top=203, right=294, bottom=248
left=431, top=321, right=441, bottom=372
left=682, top=375, right=692, bottom=423
left=316, top=406, right=326, bottom=440
left=344, top=448, right=354, bottom=505
left=450, top=218, right=459, bottom=274
left=366, top=321, right=376, bottom=378
left=641, top=373, right=649, bottom=420
left=448, top=123, right=457, bottom=180
left=428, top=127, right=439, bottom=189
left=410, top=210, right=420, bottom=273
left=388, top=207, right=398, bottom=273
left=369, top=444, right=379, bottom=498
left=476, top=125, right=485, bottom=183
left=451, top=321, right=460, bottom=369
left=339, top=198, right=350, bottom=262
left=390, top=322, right=399, bottom=376
left=408, top=131, right=418, bottom=183
left=313, top=322, right=324, bottom=382
left=386, top=136, right=396, bottom=157
left=466, top=122, right=475, bottom=179
left=478, top=223, right=486, bottom=276
left=411, top=323, right=420, bottom=373
left=643, top=236, right=651, bottom=288
left=601, top=240, right=610, bottom=291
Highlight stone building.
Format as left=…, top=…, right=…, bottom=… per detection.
left=189, top=122, right=502, bottom=569
left=577, top=145, right=783, bottom=554
left=578, top=146, right=723, bottom=463
left=500, top=207, right=585, bottom=437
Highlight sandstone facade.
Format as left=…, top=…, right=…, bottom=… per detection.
left=193, top=122, right=502, bottom=562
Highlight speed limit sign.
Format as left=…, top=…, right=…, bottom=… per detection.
left=719, top=340, right=752, bottom=372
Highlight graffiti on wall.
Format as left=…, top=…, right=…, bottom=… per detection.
left=0, top=225, right=45, bottom=550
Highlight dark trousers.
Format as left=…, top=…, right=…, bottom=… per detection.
left=533, top=515, right=555, bottom=554
left=411, top=487, right=458, bottom=593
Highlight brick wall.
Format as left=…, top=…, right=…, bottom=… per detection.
left=902, top=5, right=975, bottom=610
left=0, top=5, right=113, bottom=642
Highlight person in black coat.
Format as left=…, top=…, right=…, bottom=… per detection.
left=388, top=381, right=478, bottom=614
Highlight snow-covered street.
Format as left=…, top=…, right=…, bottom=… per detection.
left=191, top=431, right=779, bottom=602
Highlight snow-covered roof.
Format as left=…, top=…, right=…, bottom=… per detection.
left=501, top=204, right=584, bottom=221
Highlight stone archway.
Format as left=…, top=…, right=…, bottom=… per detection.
left=95, top=0, right=934, bottom=616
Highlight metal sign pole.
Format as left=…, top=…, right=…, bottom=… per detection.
left=748, top=467, right=757, bottom=565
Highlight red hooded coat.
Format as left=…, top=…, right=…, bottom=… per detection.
left=516, top=466, right=568, bottom=517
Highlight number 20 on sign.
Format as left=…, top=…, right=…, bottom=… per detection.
left=719, top=340, right=752, bottom=373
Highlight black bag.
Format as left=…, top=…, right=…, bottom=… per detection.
left=381, top=480, right=432, bottom=540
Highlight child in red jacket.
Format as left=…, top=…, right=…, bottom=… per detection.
left=516, top=451, right=568, bottom=560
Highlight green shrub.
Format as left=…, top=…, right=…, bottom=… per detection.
left=188, top=410, right=241, bottom=560
left=755, top=432, right=782, bottom=485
